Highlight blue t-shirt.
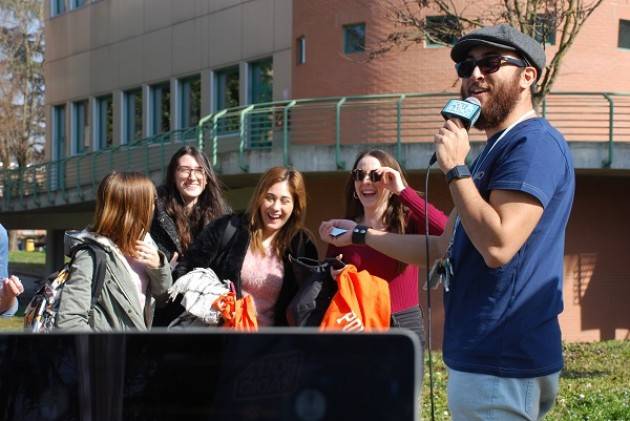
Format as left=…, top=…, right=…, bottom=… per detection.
left=443, top=117, right=575, bottom=378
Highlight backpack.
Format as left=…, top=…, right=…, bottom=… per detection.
left=23, top=242, right=107, bottom=333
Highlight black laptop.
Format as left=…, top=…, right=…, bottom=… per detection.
left=0, top=329, right=420, bottom=421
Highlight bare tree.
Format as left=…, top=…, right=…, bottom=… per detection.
left=0, top=0, right=45, bottom=169
left=373, top=0, right=604, bottom=105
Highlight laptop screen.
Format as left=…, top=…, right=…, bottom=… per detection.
left=0, top=330, right=420, bottom=421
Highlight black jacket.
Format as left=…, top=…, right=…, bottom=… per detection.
left=150, top=195, right=182, bottom=264
left=173, top=213, right=319, bottom=326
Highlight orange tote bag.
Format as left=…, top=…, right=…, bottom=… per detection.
left=319, top=265, right=391, bottom=332
left=215, top=292, right=259, bottom=331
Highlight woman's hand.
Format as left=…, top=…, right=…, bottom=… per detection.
left=0, top=275, right=23, bottom=313
left=319, top=219, right=357, bottom=247
left=134, top=241, right=161, bottom=269
left=376, top=166, right=406, bottom=195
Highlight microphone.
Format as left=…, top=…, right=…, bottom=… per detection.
left=429, top=96, right=482, bottom=165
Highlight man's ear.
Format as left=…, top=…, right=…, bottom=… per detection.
left=521, top=67, right=537, bottom=89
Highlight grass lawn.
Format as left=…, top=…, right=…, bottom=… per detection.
left=421, top=341, right=630, bottom=420
left=8, top=250, right=47, bottom=276
left=9, top=250, right=46, bottom=265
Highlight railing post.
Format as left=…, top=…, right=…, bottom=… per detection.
left=212, top=110, right=228, bottom=169
left=335, top=97, right=347, bottom=169
left=396, top=94, right=406, bottom=167
left=283, top=100, right=297, bottom=166
left=197, top=112, right=213, bottom=151
left=602, top=93, right=614, bottom=168
left=239, top=105, right=255, bottom=172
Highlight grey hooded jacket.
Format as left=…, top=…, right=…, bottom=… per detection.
left=55, top=230, right=172, bottom=331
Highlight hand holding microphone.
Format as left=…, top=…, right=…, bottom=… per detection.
left=431, top=97, right=481, bottom=174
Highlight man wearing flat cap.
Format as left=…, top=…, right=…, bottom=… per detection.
left=431, top=24, right=575, bottom=419
left=316, top=24, right=575, bottom=420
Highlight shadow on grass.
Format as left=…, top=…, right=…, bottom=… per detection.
left=561, top=369, right=608, bottom=379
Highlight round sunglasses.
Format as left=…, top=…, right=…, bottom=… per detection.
left=351, top=169, right=382, bottom=182
left=455, top=55, right=527, bottom=79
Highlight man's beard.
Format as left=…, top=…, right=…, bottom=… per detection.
left=461, top=73, right=522, bottom=131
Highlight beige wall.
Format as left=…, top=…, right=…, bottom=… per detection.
left=44, top=0, right=293, bottom=159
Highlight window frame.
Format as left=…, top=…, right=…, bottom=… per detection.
left=343, top=22, right=366, bottom=54
left=178, top=75, right=202, bottom=130
left=123, top=88, right=143, bottom=144
left=149, top=82, right=171, bottom=136
left=95, top=95, right=113, bottom=150
left=619, top=19, right=630, bottom=50
left=424, top=15, right=459, bottom=47
left=71, top=100, right=89, bottom=155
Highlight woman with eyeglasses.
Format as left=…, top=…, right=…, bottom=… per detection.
left=151, top=145, right=229, bottom=326
left=319, top=149, right=447, bottom=340
left=173, top=167, right=318, bottom=327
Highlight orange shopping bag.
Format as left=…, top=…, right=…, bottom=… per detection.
left=215, top=292, right=258, bottom=331
left=319, top=265, right=391, bottom=332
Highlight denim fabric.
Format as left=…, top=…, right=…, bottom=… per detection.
left=447, top=368, right=560, bottom=420
left=0, top=224, right=8, bottom=279
left=0, top=224, right=18, bottom=317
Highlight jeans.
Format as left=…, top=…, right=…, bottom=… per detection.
left=391, top=305, right=425, bottom=416
left=447, top=368, right=560, bottom=420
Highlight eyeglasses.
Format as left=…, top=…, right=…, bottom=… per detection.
left=351, top=169, right=382, bottom=182
left=455, top=55, right=527, bottom=78
left=176, top=166, right=205, bottom=178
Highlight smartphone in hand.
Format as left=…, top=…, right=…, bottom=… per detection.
left=329, top=227, right=348, bottom=238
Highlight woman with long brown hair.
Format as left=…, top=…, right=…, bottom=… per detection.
left=319, top=149, right=447, bottom=337
left=151, top=145, right=229, bottom=325
left=56, top=172, right=172, bottom=331
left=174, top=167, right=318, bottom=327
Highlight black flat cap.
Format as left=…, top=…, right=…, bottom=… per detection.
left=451, top=24, right=546, bottom=79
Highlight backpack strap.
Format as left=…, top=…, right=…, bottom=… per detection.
left=69, top=241, right=108, bottom=306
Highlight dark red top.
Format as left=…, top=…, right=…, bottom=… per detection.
left=327, top=187, right=448, bottom=313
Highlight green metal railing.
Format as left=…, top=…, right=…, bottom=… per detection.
left=1, top=92, right=629, bottom=211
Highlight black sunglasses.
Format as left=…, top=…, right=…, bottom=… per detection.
left=455, top=55, right=527, bottom=78
left=351, top=169, right=382, bottom=182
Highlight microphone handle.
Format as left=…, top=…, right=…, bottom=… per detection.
left=430, top=117, right=468, bottom=166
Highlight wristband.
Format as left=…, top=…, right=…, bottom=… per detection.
left=446, top=165, right=472, bottom=184
left=352, top=225, right=369, bottom=245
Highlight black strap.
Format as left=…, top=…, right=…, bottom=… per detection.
left=69, top=242, right=108, bottom=306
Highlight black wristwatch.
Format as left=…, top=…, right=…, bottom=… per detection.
left=446, top=165, right=472, bottom=184
left=352, top=225, right=369, bottom=245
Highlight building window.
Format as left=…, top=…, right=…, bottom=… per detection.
left=249, top=58, right=273, bottom=104
left=214, top=66, right=239, bottom=111
left=619, top=20, right=630, bottom=49
left=425, top=16, right=459, bottom=47
left=72, top=100, right=89, bottom=155
left=178, top=75, right=201, bottom=129
left=69, top=0, right=86, bottom=10
left=52, top=104, right=66, bottom=188
left=343, top=23, right=366, bottom=54
left=150, top=82, right=171, bottom=135
left=534, top=14, right=556, bottom=45
left=249, top=58, right=273, bottom=148
left=124, top=88, right=143, bottom=144
left=51, top=0, right=66, bottom=17
left=95, top=95, right=113, bottom=150
left=52, top=105, right=66, bottom=160
left=297, top=36, right=306, bottom=64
